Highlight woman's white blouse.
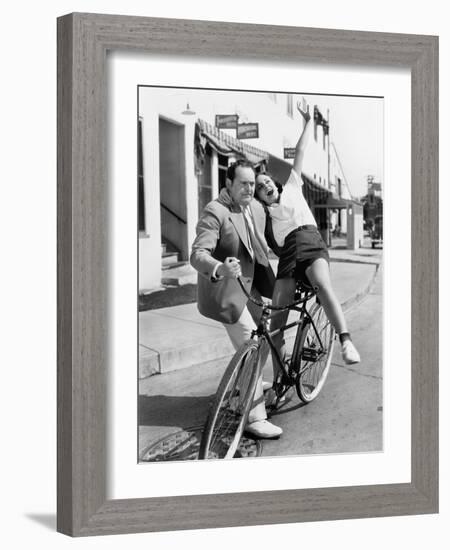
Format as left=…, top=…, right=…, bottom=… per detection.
left=268, top=169, right=317, bottom=247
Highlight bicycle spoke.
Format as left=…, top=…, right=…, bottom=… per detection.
left=295, top=304, right=335, bottom=403
left=210, top=411, right=240, bottom=457
left=210, top=403, right=239, bottom=452
left=200, top=342, right=261, bottom=459
left=209, top=369, right=243, bottom=454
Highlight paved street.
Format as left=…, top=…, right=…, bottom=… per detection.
left=139, top=247, right=383, bottom=460
left=261, top=267, right=383, bottom=457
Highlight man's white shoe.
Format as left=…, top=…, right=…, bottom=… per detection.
left=245, top=420, right=283, bottom=439
left=341, top=340, right=361, bottom=365
left=262, top=381, right=272, bottom=392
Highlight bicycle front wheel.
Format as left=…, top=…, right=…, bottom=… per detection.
left=294, top=303, right=335, bottom=403
left=198, top=340, right=262, bottom=459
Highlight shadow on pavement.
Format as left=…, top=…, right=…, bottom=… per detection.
left=267, top=390, right=307, bottom=419
left=139, top=394, right=214, bottom=428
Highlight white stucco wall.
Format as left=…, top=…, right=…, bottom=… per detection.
left=138, top=88, right=363, bottom=289
left=139, top=89, right=198, bottom=290
left=139, top=111, right=160, bottom=290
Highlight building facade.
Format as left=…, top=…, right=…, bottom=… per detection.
left=362, top=175, right=383, bottom=227
left=138, top=88, right=361, bottom=292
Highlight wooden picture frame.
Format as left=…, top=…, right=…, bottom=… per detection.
left=57, top=13, right=438, bottom=536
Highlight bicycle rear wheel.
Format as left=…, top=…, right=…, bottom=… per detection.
left=293, top=303, right=335, bottom=403
left=198, top=340, right=261, bottom=459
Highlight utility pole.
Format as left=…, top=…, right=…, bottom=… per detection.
left=327, top=108, right=331, bottom=246
left=327, top=109, right=331, bottom=192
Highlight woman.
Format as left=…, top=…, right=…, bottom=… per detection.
left=255, top=101, right=360, bottom=375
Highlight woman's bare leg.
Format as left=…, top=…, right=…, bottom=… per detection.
left=270, top=277, right=296, bottom=381
left=304, top=258, right=347, bottom=334
left=305, top=258, right=360, bottom=364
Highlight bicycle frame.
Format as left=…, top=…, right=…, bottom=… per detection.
left=249, top=286, right=326, bottom=386
left=199, top=279, right=334, bottom=459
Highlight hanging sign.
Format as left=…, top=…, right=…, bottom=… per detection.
left=237, top=123, right=259, bottom=139
left=215, top=114, right=238, bottom=129
left=283, top=148, right=296, bottom=159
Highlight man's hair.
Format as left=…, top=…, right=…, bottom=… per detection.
left=226, top=159, right=255, bottom=182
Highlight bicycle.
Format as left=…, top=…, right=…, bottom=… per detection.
left=198, top=276, right=336, bottom=459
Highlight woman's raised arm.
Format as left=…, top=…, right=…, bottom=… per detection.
left=292, top=101, right=312, bottom=178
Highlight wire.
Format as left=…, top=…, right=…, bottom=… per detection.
left=331, top=142, right=354, bottom=199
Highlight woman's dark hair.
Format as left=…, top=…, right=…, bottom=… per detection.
left=226, top=159, right=255, bottom=181
left=254, top=171, right=283, bottom=198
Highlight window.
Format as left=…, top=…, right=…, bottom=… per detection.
left=287, top=94, right=293, bottom=118
left=323, top=121, right=328, bottom=151
left=218, top=153, right=229, bottom=191
left=314, top=105, right=318, bottom=141
left=313, top=105, right=328, bottom=148
left=197, top=144, right=213, bottom=214
left=138, top=118, right=146, bottom=233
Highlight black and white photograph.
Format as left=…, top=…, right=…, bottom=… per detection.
left=3, top=0, right=444, bottom=545
left=138, top=86, right=383, bottom=461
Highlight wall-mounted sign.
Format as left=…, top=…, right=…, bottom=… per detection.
left=283, top=148, right=296, bottom=159
left=215, top=114, right=238, bottom=129
left=237, top=123, right=259, bottom=139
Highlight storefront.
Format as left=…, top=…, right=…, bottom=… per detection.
left=265, top=153, right=350, bottom=246
left=139, top=113, right=361, bottom=292
left=195, top=119, right=269, bottom=213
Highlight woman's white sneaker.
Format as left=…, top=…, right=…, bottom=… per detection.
left=341, top=340, right=361, bottom=365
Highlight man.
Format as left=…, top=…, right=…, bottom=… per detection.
left=190, top=159, right=282, bottom=439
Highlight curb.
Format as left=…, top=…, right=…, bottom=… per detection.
left=330, top=257, right=380, bottom=266
left=139, top=263, right=380, bottom=379
left=341, top=263, right=380, bottom=313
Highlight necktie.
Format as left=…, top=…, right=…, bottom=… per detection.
left=243, top=207, right=268, bottom=267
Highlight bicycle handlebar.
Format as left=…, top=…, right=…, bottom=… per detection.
left=237, top=276, right=313, bottom=311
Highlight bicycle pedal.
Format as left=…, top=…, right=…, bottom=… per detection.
left=265, top=388, right=287, bottom=408
left=266, top=397, right=287, bottom=414
left=280, top=373, right=292, bottom=386
left=301, top=347, right=320, bottom=362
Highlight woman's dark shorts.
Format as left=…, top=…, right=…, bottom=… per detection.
left=276, top=225, right=330, bottom=286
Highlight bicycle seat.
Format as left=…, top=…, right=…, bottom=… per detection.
left=295, top=278, right=316, bottom=295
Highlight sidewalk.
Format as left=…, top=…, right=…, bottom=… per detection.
left=139, top=244, right=382, bottom=379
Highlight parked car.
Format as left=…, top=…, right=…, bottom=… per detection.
left=371, top=215, right=383, bottom=248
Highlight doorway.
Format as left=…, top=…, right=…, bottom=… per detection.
left=159, top=117, right=188, bottom=260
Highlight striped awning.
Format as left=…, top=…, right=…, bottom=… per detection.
left=313, top=195, right=352, bottom=209
left=195, top=119, right=269, bottom=165
left=266, top=154, right=333, bottom=209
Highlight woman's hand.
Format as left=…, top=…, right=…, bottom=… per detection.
left=292, top=99, right=312, bottom=176
left=297, top=100, right=311, bottom=124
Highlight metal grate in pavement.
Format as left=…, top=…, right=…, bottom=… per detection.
left=140, top=426, right=261, bottom=462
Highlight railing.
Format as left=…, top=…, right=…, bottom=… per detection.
left=160, top=203, right=187, bottom=225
